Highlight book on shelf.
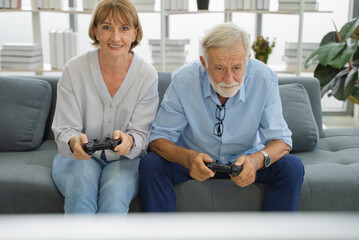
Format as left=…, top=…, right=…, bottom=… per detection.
left=283, top=41, right=319, bottom=71
left=152, top=51, right=188, bottom=58
left=0, top=61, right=43, bottom=69
left=83, top=0, right=100, bottom=10
left=2, top=42, right=41, bottom=51
left=152, top=63, right=186, bottom=71
left=152, top=56, right=187, bottom=64
left=49, top=28, right=57, bottom=69
left=284, top=62, right=317, bottom=72
left=285, top=41, right=319, bottom=50
left=0, top=48, right=42, bottom=57
left=1, top=0, right=10, bottom=8
left=133, top=3, right=155, bottom=11
left=56, top=28, right=65, bottom=70
left=165, top=0, right=188, bottom=11
left=284, top=48, right=313, bottom=57
left=49, top=28, right=78, bottom=70
left=225, top=0, right=269, bottom=10
left=1, top=55, right=42, bottom=63
left=278, top=0, right=317, bottom=2
left=149, top=38, right=190, bottom=71
left=149, top=38, right=190, bottom=46
left=10, top=0, right=21, bottom=9
left=278, top=2, right=319, bottom=11
left=63, top=29, right=73, bottom=63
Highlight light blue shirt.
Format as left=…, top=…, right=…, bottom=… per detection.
left=150, top=59, right=292, bottom=163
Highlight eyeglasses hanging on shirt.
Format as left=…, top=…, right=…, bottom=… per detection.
left=213, top=104, right=226, bottom=137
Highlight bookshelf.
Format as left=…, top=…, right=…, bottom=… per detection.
left=161, top=0, right=332, bottom=75
left=0, top=0, right=332, bottom=75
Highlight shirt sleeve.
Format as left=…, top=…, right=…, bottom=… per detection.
left=149, top=79, right=189, bottom=144
left=258, top=80, right=292, bottom=149
left=51, top=66, right=83, bottom=158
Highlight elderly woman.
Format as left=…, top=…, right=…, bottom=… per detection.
left=52, top=0, right=158, bottom=214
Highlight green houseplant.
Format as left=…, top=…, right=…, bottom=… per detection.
left=305, top=17, right=359, bottom=103
left=252, top=35, right=275, bottom=64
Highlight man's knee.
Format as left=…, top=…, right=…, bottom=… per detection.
left=275, top=155, right=305, bottom=185
left=139, top=152, right=168, bottom=177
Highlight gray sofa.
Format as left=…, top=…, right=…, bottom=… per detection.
left=0, top=73, right=358, bottom=213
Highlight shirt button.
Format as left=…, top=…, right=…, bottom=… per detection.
left=109, top=104, right=113, bottom=108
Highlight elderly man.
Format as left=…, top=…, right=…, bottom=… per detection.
left=139, top=22, right=304, bottom=211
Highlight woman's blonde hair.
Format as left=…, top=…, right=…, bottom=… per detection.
left=88, top=0, right=143, bottom=51
left=201, top=22, right=250, bottom=62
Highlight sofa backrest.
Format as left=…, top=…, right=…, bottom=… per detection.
left=278, top=76, right=323, bottom=137
left=14, top=73, right=323, bottom=143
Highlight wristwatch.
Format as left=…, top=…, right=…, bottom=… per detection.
left=260, top=150, right=271, bottom=168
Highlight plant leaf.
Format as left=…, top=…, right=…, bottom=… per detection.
left=350, top=87, right=359, bottom=103
left=320, top=76, right=338, bottom=98
left=320, top=31, right=339, bottom=45
left=331, top=69, right=349, bottom=100
left=352, top=45, right=359, bottom=66
left=344, top=67, right=359, bottom=97
left=314, top=64, right=341, bottom=88
left=340, top=17, right=359, bottom=41
left=305, top=48, right=320, bottom=68
left=317, top=42, right=346, bottom=67
left=329, top=42, right=357, bottom=68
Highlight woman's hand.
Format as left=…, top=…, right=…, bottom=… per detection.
left=68, top=134, right=91, bottom=160
left=113, top=130, right=134, bottom=155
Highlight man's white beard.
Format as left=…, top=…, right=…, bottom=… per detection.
left=208, top=74, right=243, bottom=98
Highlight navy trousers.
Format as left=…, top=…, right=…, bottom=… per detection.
left=139, top=152, right=304, bottom=212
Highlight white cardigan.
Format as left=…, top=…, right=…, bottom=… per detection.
left=52, top=49, right=159, bottom=161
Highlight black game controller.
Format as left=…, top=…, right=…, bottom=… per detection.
left=83, top=138, right=121, bottom=155
left=205, top=160, right=243, bottom=177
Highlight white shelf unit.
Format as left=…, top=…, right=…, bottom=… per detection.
left=160, top=0, right=332, bottom=75
left=0, top=1, right=332, bottom=75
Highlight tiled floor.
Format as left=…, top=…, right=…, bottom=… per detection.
left=322, top=115, right=359, bottom=129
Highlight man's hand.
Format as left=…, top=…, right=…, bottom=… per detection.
left=188, top=153, right=215, bottom=181
left=69, top=134, right=91, bottom=160
left=113, top=130, right=134, bottom=155
left=230, top=155, right=258, bottom=187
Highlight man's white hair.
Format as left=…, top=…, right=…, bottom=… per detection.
left=201, top=22, right=251, bottom=62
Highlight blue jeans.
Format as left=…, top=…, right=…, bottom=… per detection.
left=52, top=152, right=139, bottom=214
left=139, top=152, right=304, bottom=211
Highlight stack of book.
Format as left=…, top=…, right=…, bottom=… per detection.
left=0, top=0, right=21, bottom=9
left=278, top=0, right=319, bottom=11
left=49, top=28, right=78, bottom=70
left=131, top=0, right=155, bottom=11
left=164, top=0, right=188, bottom=11
left=0, top=43, right=43, bottom=70
left=282, top=41, right=319, bottom=71
left=31, top=0, right=62, bottom=10
left=149, top=38, right=190, bottom=71
left=83, top=0, right=100, bottom=10
left=225, top=0, right=270, bottom=10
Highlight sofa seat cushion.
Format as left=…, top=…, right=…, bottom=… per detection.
left=292, top=128, right=359, bottom=211
left=279, top=84, right=319, bottom=152
left=0, top=77, right=52, bottom=151
left=0, top=140, right=63, bottom=213
left=294, top=128, right=359, bottom=165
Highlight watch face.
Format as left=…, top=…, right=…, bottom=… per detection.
left=265, top=156, right=271, bottom=167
